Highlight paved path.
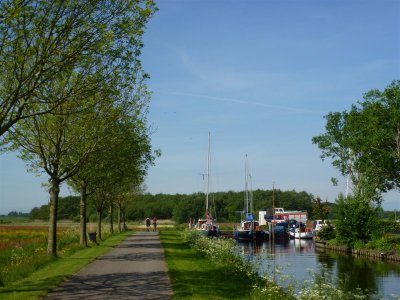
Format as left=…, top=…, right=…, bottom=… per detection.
left=45, top=232, right=172, bottom=300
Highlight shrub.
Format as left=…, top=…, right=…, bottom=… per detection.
left=353, top=240, right=365, bottom=250
left=367, top=235, right=400, bottom=253
left=334, top=195, right=380, bottom=246
left=316, top=223, right=336, bottom=241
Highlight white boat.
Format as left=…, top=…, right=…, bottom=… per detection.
left=194, top=132, right=219, bottom=237
left=314, top=219, right=328, bottom=232
left=289, top=227, right=314, bottom=239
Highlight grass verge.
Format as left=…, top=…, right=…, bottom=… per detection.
left=0, top=230, right=132, bottom=300
left=159, top=229, right=254, bottom=300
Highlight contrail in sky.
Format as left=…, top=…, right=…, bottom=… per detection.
left=170, top=92, right=324, bottom=114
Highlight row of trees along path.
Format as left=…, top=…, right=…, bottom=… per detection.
left=0, top=0, right=158, bottom=256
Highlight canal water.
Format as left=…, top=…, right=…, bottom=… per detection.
left=237, top=239, right=400, bottom=299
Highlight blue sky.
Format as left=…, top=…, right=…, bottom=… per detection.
left=1, top=0, right=399, bottom=214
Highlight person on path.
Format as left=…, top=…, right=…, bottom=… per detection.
left=152, top=217, right=157, bottom=231
left=145, top=217, right=151, bottom=232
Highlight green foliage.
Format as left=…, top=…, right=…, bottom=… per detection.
left=312, top=80, right=400, bottom=202
left=380, top=219, right=400, bottom=234
left=30, top=196, right=80, bottom=221
left=2, top=0, right=158, bottom=256
left=58, top=196, right=80, bottom=220
left=334, top=194, right=380, bottom=246
left=6, top=211, right=29, bottom=218
left=0, top=0, right=158, bottom=138
left=366, top=235, right=400, bottom=253
left=316, top=223, right=336, bottom=241
left=27, top=188, right=331, bottom=224
left=352, top=240, right=365, bottom=250
left=125, top=189, right=316, bottom=223
left=30, top=205, right=50, bottom=221
left=312, top=197, right=331, bottom=220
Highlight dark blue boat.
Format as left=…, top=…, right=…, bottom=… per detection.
left=271, top=221, right=290, bottom=240
left=234, top=213, right=266, bottom=242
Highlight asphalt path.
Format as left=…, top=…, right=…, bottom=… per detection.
left=44, top=231, right=172, bottom=300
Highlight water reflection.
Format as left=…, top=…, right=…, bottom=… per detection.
left=236, top=239, right=400, bottom=299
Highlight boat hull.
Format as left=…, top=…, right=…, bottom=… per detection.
left=234, top=229, right=265, bottom=242
left=201, top=228, right=220, bottom=237
left=270, top=223, right=290, bottom=240
left=289, top=229, right=314, bottom=239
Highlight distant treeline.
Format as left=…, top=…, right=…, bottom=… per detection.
left=126, top=189, right=325, bottom=223
left=23, top=189, right=338, bottom=223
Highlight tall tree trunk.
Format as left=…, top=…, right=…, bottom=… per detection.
left=96, top=211, right=102, bottom=240
left=122, top=206, right=127, bottom=230
left=80, top=181, right=87, bottom=246
left=117, top=203, right=122, bottom=233
left=109, top=201, right=114, bottom=235
left=47, top=177, right=60, bottom=256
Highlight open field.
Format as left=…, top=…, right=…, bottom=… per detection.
left=0, top=229, right=132, bottom=300
left=0, top=223, right=82, bottom=286
left=0, top=223, right=79, bottom=249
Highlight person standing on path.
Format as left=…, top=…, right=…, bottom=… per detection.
left=145, top=217, right=151, bottom=231
left=152, top=217, right=157, bottom=231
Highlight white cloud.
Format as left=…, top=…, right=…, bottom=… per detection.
left=169, top=91, right=324, bottom=114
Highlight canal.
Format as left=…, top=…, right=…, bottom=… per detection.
left=237, top=239, right=400, bottom=299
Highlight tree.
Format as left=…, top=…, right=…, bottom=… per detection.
left=312, top=197, right=331, bottom=221
left=91, top=185, right=108, bottom=240
left=312, top=80, right=400, bottom=201
left=67, top=104, right=137, bottom=245
left=5, top=1, right=157, bottom=256
left=346, top=81, right=400, bottom=194
left=10, top=99, right=105, bottom=255
left=30, top=205, right=49, bottom=221
left=71, top=104, right=156, bottom=239
left=0, top=0, right=156, bottom=138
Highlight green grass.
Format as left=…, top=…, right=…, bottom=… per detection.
left=159, top=229, right=253, bottom=299
left=0, top=216, right=30, bottom=224
left=0, top=230, right=132, bottom=300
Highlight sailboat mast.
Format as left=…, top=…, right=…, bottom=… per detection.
left=245, top=154, right=249, bottom=213
left=206, top=132, right=210, bottom=216
left=249, top=173, right=253, bottom=215
left=272, top=183, right=275, bottom=221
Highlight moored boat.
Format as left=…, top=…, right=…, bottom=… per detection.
left=234, top=156, right=265, bottom=242
left=196, top=216, right=220, bottom=237
left=235, top=213, right=265, bottom=242
left=194, top=132, right=220, bottom=237
left=289, top=227, right=314, bottom=239
left=270, top=221, right=290, bottom=240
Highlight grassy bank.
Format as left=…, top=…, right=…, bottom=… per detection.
left=0, top=230, right=132, bottom=300
left=159, top=229, right=254, bottom=299
left=161, top=229, right=378, bottom=300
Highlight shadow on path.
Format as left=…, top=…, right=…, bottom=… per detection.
left=44, top=232, right=172, bottom=300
